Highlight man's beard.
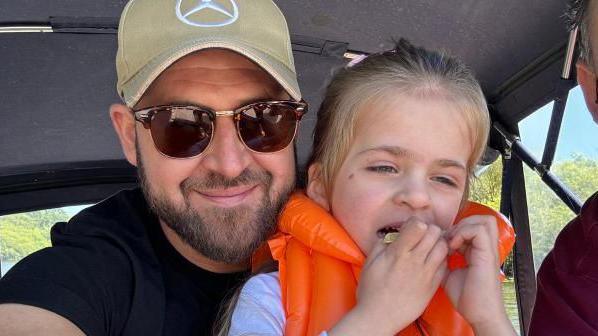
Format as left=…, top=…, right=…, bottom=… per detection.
left=137, top=151, right=294, bottom=264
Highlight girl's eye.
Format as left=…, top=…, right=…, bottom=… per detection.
left=433, top=176, right=458, bottom=187
left=366, top=165, right=398, bottom=174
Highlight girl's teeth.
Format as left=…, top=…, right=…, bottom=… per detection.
left=383, top=232, right=400, bottom=244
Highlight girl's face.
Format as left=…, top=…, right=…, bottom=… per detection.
left=320, top=94, right=473, bottom=255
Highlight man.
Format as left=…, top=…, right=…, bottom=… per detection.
left=0, top=0, right=305, bottom=335
left=529, top=0, right=598, bottom=334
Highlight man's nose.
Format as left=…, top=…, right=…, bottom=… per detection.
left=391, top=175, right=432, bottom=210
left=199, top=116, right=251, bottom=178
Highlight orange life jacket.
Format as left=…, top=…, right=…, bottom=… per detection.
left=268, top=192, right=515, bottom=336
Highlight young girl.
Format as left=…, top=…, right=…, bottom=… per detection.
left=223, top=39, right=516, bottom=336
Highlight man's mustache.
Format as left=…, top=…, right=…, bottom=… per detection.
left=181, top=169, right=273, bottom=190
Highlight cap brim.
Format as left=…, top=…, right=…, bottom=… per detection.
left=121, top=38, right=302, bottom=107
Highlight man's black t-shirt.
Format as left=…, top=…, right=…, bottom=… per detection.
left=0, top=188, right=248, bottom=335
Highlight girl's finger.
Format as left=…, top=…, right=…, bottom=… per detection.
left=450, top=215, right=498, bottom=243
left=448, top=220, right=491, bottom=249
left=426, top=238, right=449, bottom=268
left=412, top=224, right=443, bottom=257
left=448, top=223, right=491, bottom=251
left=432, top=260, right=448, bottom=288
left=449, top=223, right=500, bottom=266
left=365, top=234, right=391, bottom=268
left=386, top=218, right=428, bottom=255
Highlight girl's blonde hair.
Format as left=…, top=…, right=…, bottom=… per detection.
left=310, top=39, right=490, bottom=200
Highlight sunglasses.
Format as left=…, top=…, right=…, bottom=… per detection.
left=133, top=100, right=307, bottom=159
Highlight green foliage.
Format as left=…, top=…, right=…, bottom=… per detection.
left=525, top=153, right=598, bottom=269
left=553, top=153, right=598, bottom=199
left=471, top=159, right=503, bottom=210
left=470, top=159, right=515, bottom=277
left=0, top=208, right=71, bottom=261
left=470, top=153, right=598, bottom=274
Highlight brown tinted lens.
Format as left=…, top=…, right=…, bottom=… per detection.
left=238, top=103, right=298, bottom=152
left=150, top=108, right=213, bottom=158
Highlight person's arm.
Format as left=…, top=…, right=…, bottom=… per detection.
left=0, top=304, right=85, bottom=336
left=0, top=236, right=135, bottom=336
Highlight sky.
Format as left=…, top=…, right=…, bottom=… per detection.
left=519, top=86, right=598, bottom=161
left=64, top=204, right=92, bottom=217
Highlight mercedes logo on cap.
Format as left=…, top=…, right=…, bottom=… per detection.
left=176, top=0, right=239, bottom=27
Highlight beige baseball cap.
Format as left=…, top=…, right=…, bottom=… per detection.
left=116, top=0, right=302, bottom=107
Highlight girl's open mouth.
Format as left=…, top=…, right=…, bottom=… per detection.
left=377, top=225, right=401, bottom=238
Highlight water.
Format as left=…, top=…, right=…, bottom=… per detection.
left=502, top=279, right=520, bottom=335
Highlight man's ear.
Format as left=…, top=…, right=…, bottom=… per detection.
left=576, top=62, right=598, bottom=122
left=306, top=163, right=330, bottom=210
left=109, top=103, right=138, bottom=167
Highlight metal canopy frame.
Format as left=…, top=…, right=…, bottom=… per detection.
left=495, top=29, right=583, bottom=215
left=492, top=29, right=583, bottom=335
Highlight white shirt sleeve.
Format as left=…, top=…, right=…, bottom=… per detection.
left=228, top=271, right=286, bottom=336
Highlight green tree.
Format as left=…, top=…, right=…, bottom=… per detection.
left=0, top=208, right=71, bottom=261
left=525, top=153, right=598, bottom=269
left=470, top=154, right=598, bottom=274
left=470, top=159, right=515, bottom=277
left=471, top=159, right=503, bottom=210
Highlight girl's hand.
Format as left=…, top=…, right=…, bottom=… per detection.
left=329, top=218, right=448, bottom=336
left=443, top=215, right=515, bottom=335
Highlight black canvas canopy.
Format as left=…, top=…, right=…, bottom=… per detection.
left=0, top=0, right=573, bottom=211
left=0, top=1, right=580, bottom=333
